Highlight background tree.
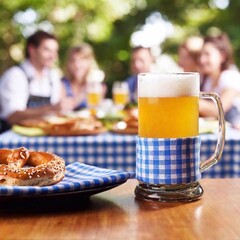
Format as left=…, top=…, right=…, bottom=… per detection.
left=0, top=0, right=238, bottom=96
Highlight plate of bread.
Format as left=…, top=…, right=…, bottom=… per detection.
left=12, top=113, right=106, bottom=136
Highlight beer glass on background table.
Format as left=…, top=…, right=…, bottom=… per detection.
left=112, top=81, right=129, bottom=109
left=87, top=81, right=103, bottom=115
left=135, top=72, right=225, bottom=202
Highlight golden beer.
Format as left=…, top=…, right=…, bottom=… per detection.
left=113, top=92, right=129, bottom=105
left=138, top=72, right=200, bottom=138
left=112, top=81, right=129, bottom=106
left=87, top=92, right=101, bottom=106
left=138, top=96, right=199, bottom=138
left=87, top=81, right=102, bottom=107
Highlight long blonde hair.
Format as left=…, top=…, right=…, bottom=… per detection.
left=65, top=43, right=98, bottom=84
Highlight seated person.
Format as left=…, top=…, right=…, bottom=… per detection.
left=125, top=46, right=154, bottom=102
left=199, top=33, right=240, bottom=128
left=178, top=36, right=203, bottom=72
left=0, top=30, right=63, bottom=132
left=61, top=43, right=105, bottom=111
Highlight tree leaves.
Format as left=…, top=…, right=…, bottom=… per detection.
left=0, top=0, right=238, bottom=91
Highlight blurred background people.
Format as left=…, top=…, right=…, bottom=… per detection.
left=178, top=36, right=203, bottom=72
left=125, top=46, right=154, bottom=102
left=61, top=43, right=105, bottom=111
left=199, top=33, right=240, bottom=127
left=0, top=30, right=62, bottom=132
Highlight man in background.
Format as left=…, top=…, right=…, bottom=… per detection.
left=0, top=30, right=63, bottom=132
left=125, top=46, right=154, bottom=103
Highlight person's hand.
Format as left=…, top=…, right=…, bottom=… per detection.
left=59, top=97, right=76, bottom=112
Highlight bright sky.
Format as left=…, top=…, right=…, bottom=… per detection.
left=130, top=12, right=173, bottom=48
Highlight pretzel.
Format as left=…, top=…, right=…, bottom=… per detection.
left=0, top=147, right=65, bottom=186
left=17, top=116, right=105, bottom=136
left=44, top=117, right=105, bottom=136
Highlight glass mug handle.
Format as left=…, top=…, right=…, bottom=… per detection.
left=199, top=92, right=226, bottom=172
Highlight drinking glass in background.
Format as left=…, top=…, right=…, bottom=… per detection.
left=112, top=81, right=129, bottom=108
left=87, top=81, right=103, bottom=114
left=135, top=72, right=225, bottom=202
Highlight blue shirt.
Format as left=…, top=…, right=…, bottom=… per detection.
left=126, top=75, right=137, bottom=103
left=62, top=77, right=87, bottom=110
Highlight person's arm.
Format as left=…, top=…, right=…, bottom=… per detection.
left=199, top=88, right=239, bottom=118
left=58, top=80, right=76, bottom=112
left=7, top=104, right=61, bottom=125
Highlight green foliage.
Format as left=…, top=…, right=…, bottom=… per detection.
left=0, top=0, right=239, bottom=95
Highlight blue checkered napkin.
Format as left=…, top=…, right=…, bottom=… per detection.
left=136, top=136, right=201, bottom=184
left=0, top=162, right=135, bottom=196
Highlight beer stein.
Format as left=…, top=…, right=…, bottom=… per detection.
left=135, top=72, right=225, bottom=202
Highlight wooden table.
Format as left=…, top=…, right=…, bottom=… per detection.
left=1, top=179, right=240, bottom=240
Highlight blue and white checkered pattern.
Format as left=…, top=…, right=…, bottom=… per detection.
left=0, top=132, right=136, bottom=172
left=136, top=136, right=201, bottom=184
left=0, top=162, right=135, bottom=196
left=0, top=128, right=240, bottom=178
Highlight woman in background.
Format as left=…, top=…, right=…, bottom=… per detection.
left=61, top=43, right=105, bottom=111
left=199, top=33, right=240, bottom=128
left=178, top=36, right=203, bottom=72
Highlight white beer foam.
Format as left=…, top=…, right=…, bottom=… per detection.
left=138, top=73, right=200, bottom=97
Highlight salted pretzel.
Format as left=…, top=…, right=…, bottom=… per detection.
left=0, top=147, right=65, bottom=186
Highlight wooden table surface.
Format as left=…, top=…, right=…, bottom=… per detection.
left=1, top=179, right=240, bottom=240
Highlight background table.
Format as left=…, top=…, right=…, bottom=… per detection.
left=0, top=179, right=240, bottom=239
left=0, top=127, right=240, bottom=178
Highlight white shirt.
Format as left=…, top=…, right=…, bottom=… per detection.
left=202, top=69, right=240, bottom=124
left=202, top=69, right=240, bottom=94
left=0, top=60, right=61, bottom=119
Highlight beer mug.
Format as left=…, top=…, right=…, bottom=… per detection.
left=135, top=72, right=225, bottom=202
